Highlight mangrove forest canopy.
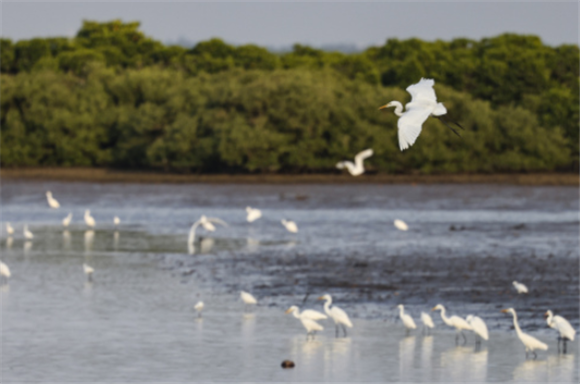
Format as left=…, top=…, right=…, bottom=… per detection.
left=1, top=20, right=578, bottom=173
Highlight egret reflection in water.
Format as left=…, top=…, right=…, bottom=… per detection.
left=398, top=335, right=416, bottom=382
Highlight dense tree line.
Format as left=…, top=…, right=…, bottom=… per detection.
left=1, top=20, right=577, bottom=173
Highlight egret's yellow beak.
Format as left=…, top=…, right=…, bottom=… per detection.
left=431, top=306, right=437, bottom=311
left=285, top=308, right=292, bottom=314
left=317, top=296, right=325, bottom=300
left=378, top=104, right=389, bottom=110
left=500, top=309, right=509, bottom=313
left=543, top=311, right=549, bottom=318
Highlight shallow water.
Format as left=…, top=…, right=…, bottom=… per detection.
left=1, top=181, right=578, bottom=382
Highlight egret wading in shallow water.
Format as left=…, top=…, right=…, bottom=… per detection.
left=84, top=210, right=96, bottom=228
left=318, top=294, right=353, bottom=337
left=23, top=225, right=34, bottom=240
left=83, top=263, right=94, bottom=282
left=545, top=310, right=576, bottom=353
left=114, top=216, right=120, bottom=226
left=394, top=219, right=409, bottom=231
left=240, top=291, right=257, bottom=311
left=336, top=149, right=374, bottom=176
left=378, top=78, right=463, bottom=151
left=286, top=306, right=325, bottom=340
left=0, top=261, right=11, bottom=283
left=62, top=213, right=72, bottom=227
left=5, top=223, right=14, bottom=235
left=501, top=308, right=548, bottom=359
left=397, top=304, right=417, bottom=334
left=187, top=215, right=228, bottom=248
left=46, top=191, right=60, bottom=209
left=194, top=301, right=204, bottom=318
left=513, top=281, right=528, bottom=294
left=466, top=315, right=489, bottom=345
left=246, top=207, right=262, bottom=223
left=421, top=312, right=435, bottom=334
left=432, top=304, right=472, bottom=345
left=281, top=219, right=298, bottom=233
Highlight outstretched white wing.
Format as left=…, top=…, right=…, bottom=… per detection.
left=406, top=78, right=438, bottom=104
left=397, top=106, right=431, bottom=151
left=354, top=148, right=373, bottom=163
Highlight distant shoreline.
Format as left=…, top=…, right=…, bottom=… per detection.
left=0, top=168, right=578, bottom=186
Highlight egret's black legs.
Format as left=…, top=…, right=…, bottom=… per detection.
left=341, top=324, right=348, bottom=337
left=335, top=324, right=339, bottom=338
left=461, top=331, right=467, bottom=345
left=437, top=117, right=462, bottom=138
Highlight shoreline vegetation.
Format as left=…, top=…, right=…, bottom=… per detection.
left=0, top=168, right=577, bottom=185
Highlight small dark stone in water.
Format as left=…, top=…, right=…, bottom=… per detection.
left=281, top=360, right=295, bottom=369
left=512, top=223, right=526, bottom=230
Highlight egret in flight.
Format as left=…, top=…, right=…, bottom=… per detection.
left=187, top=215, right=228, bottom=247
left=545, top=310, right=576, bottom=353
left=46, top=191, right=60, bottom=209
left=240, top=291, right=257, bottom=311
left=286, top=306, right=325, bottom=340
left=23, top=225, right=34, bottom=240
left=5, top=223, right=14, bottom=235
left=194, top=301, right=204, bottom=318
left=432, top=304, right=472, bottom=344
left=336, top=149, right=373, bottom=176
left=501, top=308, right=548, bottom=359
left=318, top=294, right=353, bottom=337
left=466, top=315, right=489, bottom=345
left=281, top=219, right=298, bottom=233
left=246, top=207, right=262, bottom=223
left=513, top=281, right=528, bottom=294
left=83, top=263, right=94, bottom=282
left=394, top=219, right=409, bottom=231
left=62, top=213, right=73, bottom=227
left=84, top=210, right=96, bottom=228
left=0, top=261, right=11, bottom=283
left=378, top=78, right=462, bottom=151
left=421, top=312, right=435, bottom=334
left=397, top=304, right=417, bottom=334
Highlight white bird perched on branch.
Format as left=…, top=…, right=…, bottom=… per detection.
left=466, top=315, right=489, bottom=344
left=501, top=308, right=548, bottom=359
left=379, top=78, right=463, bottom=151
left=513, top=281, right=528, bottom=294
left=5, top=222, right=14, bottom=235
left=187, top=215, right=228, bottom=247
left=23, top=225, right=34, bottom=240
left=281, top=219, right=298, bottom=233
left=432, top=304, right=472, bottom=345
left=0, top=261, right=11, bottom=282
left=62, top=213, right=73, bottom=227
left=544, top=310, right=576, bottom=353
left=84, top=210, right=96, bottom=228
left=286, top=306, right=325, bottom=340
left=397, top=304, right=417, bottom=334
left=421, top=312, right=435, bottom=334
left=318, top=294, right=353, bottom=337
left=240, top=291, right=257, bottom=311
left=46, top=191, right=60, bottom=208
left=336, top=148, right=373, bottom=176
left=246, top=207, right=262, bottom=223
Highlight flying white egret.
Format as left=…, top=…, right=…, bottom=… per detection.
left=336, top=148, right=374, bottom=176
left=545, top=310, right=576, bottom=353
left=318, top=294, right=353, bottom=337
left=114, top=216, right=120, bottom=226
left=421, top=312, right=435, bottom=334
left=378, top=78, right=462, bottom=151
left=187, top=215, right=228, bottom=247
left=23, top=225, right=34, bottom=240
left=46, top=191, right=60, bottom=208
left=240, top=291, right=257, bottom=311
left=394, top=219, right=409, bottom=231
left=83, top=263, right=94, bottom=282
left=194, top=301, right=204, bottom=318
left=501, top=308, right=548, bottom=359
left=432, top=304, right=472, bottom=344
left=513, top=281, right=528, bottom=294
left=5, top=223, right=14, bottom=235
left=246, top=207, right=262, bottom=223
left=281, top=219, right=298, bottom=233
left=0, top=261, right=11, bottom=282
left=286, top=306, right=325, bottom=340
left=84, top=210, right=96, bottom=228
left=466, top=315, right=489, bottom=344
left=397, top=304, right=417, bottom=333
left=62, top=213, right=72, bottom=227
left=285, top=305, right=328, bottom=321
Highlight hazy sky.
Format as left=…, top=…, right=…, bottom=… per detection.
left=2, top=1, right=578, bottom=48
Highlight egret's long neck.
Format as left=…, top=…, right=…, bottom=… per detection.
left=391, top=101, right=404, bottom=117
left=343, top=161, right=357, bottom=174
left=188, top=221, right=201, bottom=245
left=398, top=306, right=405, bottom=318
left=324, top=299, right=332, bottom=315
left=439, top=307, right=452, bottom=326
left=511, top=311, right=523, bottom=338
left=292, top=309, right=301, bottom=319
left=546, top=312, right=553, bottom=327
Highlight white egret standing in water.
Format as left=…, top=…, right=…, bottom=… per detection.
left=378, top=78, right=462, bottom=151
left=194, top=301, right=204, bottom=318
left=114, top=216, right=120, bottom=226
left=432, top=304, right=472, bottom=344
left=466, top=315, right=489, bottom=345
left=394, top=219, right=409, bottom=231
left=187, top=215, right=228, bottom=248
left=83, top=263, right=94, bottom=282
left=0, top=261, right=11, bottom=282
left=397, top=304, right=417, bottom=334
left=318, top=294, right=353, bottom=337
left=336, top=149, right=374, bottom=176
left=5, top=223, right=14, bottom=235
left=46, top=191, right=60, bottom=208
left=285, top=305, right=327, bottom=321
left=286, top=306, right=325, bottom=340
left=545, top=310, right=576, bottom=353
left=23, top=225, right=34, bottom=240
left=513, top=281, right=528, bottom=294
left=281, top=219, right=298, bottom=233
left=62, top=213, right=72, bottom=227
left=246, top=207, right=262, bottom=223
left=501, top=308, right=548, bottom=359
left=421, top=312, right=435, bottom=334
left=84, top=210, right=96, bottom=228
left=240, top=291, right=257, bottom=311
